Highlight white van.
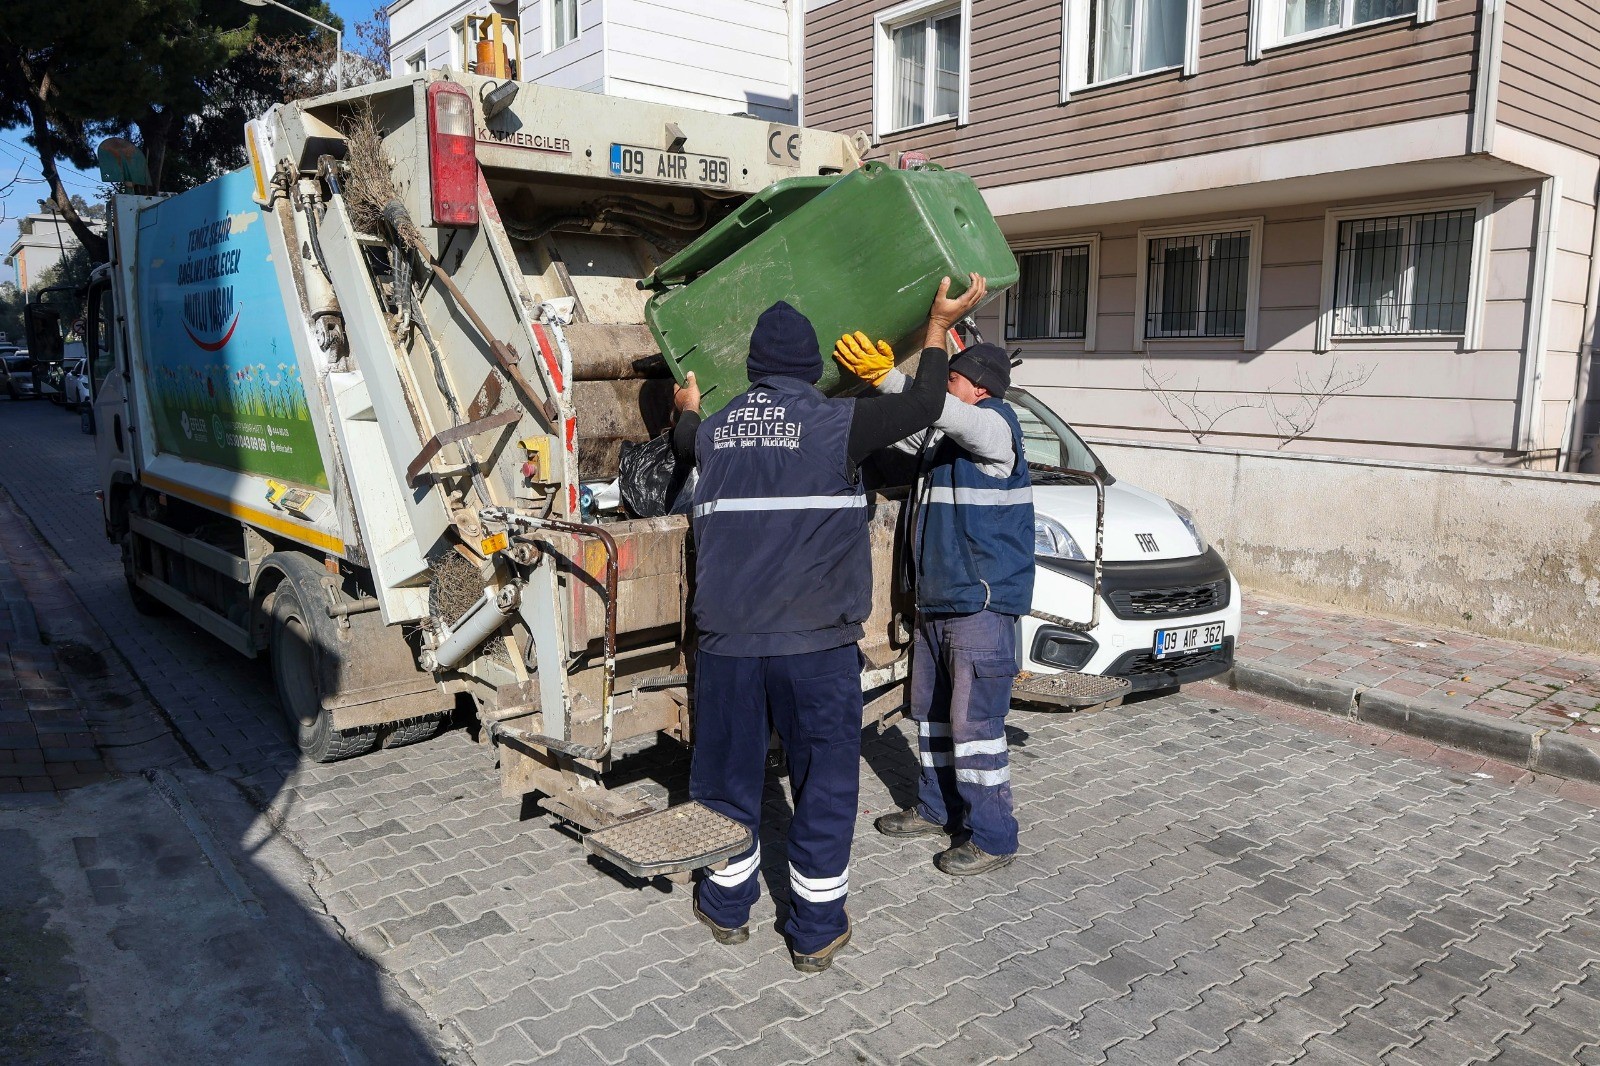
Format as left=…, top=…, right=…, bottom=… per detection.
left=1003, top=388, right=1242, bottom=693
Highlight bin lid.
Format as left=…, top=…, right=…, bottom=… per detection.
left=639, top=173, right=840, bottom=289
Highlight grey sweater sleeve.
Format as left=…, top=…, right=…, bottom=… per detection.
left=878, top=368, right=1017, bottom=477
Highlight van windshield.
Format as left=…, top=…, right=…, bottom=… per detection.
left=1002, top=388, right=1111, bottom=484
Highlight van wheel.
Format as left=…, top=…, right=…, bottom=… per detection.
left=269, top=576, right=376, bottom=763
left=121, top=533, right=167, bottom=616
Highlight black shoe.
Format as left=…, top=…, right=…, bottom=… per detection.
left=874, top=809, right=948, bottom=837
left=790, top=921, right=852, bottom=973
left=693, top=899, right=749, bottom=945
left=935, top=841, right=1016, bottom=876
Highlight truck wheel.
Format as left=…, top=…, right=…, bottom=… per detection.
left=269, top=577, right=377, bottom=763
left=381, top=718, right=441, bottom=749
left=121, top=533, right=167, bottom=616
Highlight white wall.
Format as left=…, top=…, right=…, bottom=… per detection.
left=1091, top=437, right=1600, bottom=654
left=605, top=0, right=797, bottom=120
left=519, top=0, right=606, bottom=94
left=387, top=0, right=798, bottom=118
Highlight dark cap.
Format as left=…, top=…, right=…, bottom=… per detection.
left=948, top=342, right=1011, bottom=396
left=746, top=301, right=823, bottom=384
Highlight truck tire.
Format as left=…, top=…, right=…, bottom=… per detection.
left=268, top=574, right=377, bottom=763
left=381, top=718, right=441, bottom=749
left=121, top=533, right=167, bottom=617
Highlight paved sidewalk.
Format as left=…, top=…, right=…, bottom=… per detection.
left=1240, top=593, right=1600, bottom=738
left=0, top=501, right=113, bottom=796
left=1233, top=592, right=1600, bottom=784
left=0, top=488, right=186, bottom=798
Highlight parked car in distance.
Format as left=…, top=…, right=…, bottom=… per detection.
left=40, top=340, right=85, bottom=405
left=1004, top=388, right=1242, bottom=693
left=0, top=350, right=36, bottom=399
left=59, top=358, right=91, bottom=409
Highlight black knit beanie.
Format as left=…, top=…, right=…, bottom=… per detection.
left=949, top=342, right=1011, bottom=395
left=746, top=301, right=823, bottom=384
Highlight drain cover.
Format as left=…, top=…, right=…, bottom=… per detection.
left=584, top=801, right=751, bottom=878
left=1013, top=670, right=1131, bottom=711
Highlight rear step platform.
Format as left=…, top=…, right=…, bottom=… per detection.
left=584, top=802, right=751, bottom=879
left=1013, top=671, right=1131, bottom=712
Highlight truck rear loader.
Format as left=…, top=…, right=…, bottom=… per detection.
left=85, top=71, right=1011, bottom=880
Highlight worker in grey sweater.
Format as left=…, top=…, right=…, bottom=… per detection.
left=835, top=333, right=1035, bottom=875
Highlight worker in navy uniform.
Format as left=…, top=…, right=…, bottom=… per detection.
left=670, top=275, right=988, bottom=971
left=834, top=333, right=1034, bottom=876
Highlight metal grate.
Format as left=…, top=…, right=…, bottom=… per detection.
left=584, top=801, right=751, bottom=878
left=1145, top=230, right=1250, bottom=338
left=1008, top=246, right=1090, bottom=341
left=1013, top=670, right=1130, bottom=710
left=1333, top=208, right=1474, bottom=337
left=1108, top=580, right=1227, bottom=620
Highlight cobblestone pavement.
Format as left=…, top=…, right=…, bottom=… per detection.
left=2, top=401, right=1599, bottom=1064
left=1241, top=594, right=1600, bottom=740
left=0, top=490, right=117, bottom=795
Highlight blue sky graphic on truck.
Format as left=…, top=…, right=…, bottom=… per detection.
left=138, top=169, right=327, bottom=488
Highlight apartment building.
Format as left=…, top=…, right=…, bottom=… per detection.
left=805, top=0, right=1600, bottom=469
left=387, top=0, right=805, bottom=122
left=5, top=212, right=103, bottom=293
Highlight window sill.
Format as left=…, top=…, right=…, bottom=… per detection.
left=1259, top=13, right=1416, bottom=57
left=1065, top=63, right=1182, bottom=100
left=1143, top=335, right=1246, bottom=345
left=1331, top=332, right=1466, bottom=344
left=878, top=114, right=960, bottom=140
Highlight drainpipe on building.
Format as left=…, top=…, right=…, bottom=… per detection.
left=787, top=0, right=805, bottom=126
left=1560, top=175, right=1600, bottom=473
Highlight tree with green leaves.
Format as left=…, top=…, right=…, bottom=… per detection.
left=0, top=1, right=383, bottom=261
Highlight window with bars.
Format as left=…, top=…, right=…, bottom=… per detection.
left=1144, top=230, right=1251, bottom=339
left=885, top=6, right=962, bottom=132
left=1333, top=209, right=1474, bottom=336
left=1008, top=246, right=1093, bottom=341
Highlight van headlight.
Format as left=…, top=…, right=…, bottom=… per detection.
left=1168, top=500, right=1208, bottom=553
left=1034, top=514, right=1086, bottom=561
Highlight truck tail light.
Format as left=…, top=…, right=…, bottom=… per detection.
left=427, top=82, right=479, bottom=227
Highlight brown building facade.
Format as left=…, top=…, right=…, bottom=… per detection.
left=805, top=0, right=1600, bottom=469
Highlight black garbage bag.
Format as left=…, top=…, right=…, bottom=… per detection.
left=619, top=431, right=693, bottom=518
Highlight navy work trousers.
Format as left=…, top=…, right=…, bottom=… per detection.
left=690, top=643, right=862, bottom=954
left=910, top=610, right=1020, bottom=856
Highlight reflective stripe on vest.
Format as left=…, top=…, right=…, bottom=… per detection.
left=693, top=494, right=868, bottom=520
left=925, top=486, right=1034, bottom=507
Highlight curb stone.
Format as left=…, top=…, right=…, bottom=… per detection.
left=1224, top=663, right=1600, bottom=786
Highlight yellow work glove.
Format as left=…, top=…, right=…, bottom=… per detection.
left=833, top=331, right=895, bottom=387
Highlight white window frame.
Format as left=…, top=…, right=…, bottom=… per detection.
left=1006, top=235, right=1101, bottom=351
left=1060, top=0, right=1202, bottom=102
left=548, top=0, right=581, bottom=52
left=872, top=0, right=972, bottom=141
left=403, top=50, right=425, bottom=74
left=1316, top=193, right=1493, bottom=352
left=1248, top=0, right=1436, bottom=61
left=450, top=20, right=468, bottom=70
left=1133, top=217, right=1264, bottom=351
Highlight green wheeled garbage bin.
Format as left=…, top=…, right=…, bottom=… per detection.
left=641, top=162, right=1018, bottom=415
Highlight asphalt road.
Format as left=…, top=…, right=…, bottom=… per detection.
left=0, top=397, right=1596, bottom=1065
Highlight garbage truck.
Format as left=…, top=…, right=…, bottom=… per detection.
left=85, top=70, right=1046, bottom=879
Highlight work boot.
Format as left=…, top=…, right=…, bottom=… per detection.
left=875, top=808, right=948, bottom=837
left=935, top=841, right=1015, bottom=876
left=693, top=899, right=749, bottom=945
left=790, top=920, right=852, bottom=974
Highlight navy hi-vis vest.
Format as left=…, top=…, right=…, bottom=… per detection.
left=691, top=377, right=870, bottom=656
left=914, top=397, right=1035, bottom=617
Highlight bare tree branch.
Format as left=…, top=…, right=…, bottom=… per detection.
left=1142, top=361, right=1260, bottom=445
left=1262, top=358, right=1376, bottom=450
